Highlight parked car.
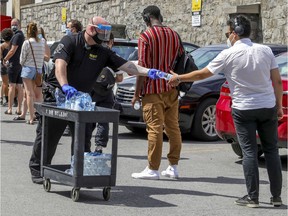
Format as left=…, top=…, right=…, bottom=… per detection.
left=115, top=44, right=227, bottom=141
left=115, top=43, right=288, bottom=141
left=216, top=52, right=288, bottom=157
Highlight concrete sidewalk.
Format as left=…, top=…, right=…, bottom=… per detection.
left=1, top=106, right=287, bottom=216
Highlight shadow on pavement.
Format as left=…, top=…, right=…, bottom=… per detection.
left=0, top=139, right=34, bottom=146
left=47, top=185, right=238, bottom=206
left=117, top=154, right=189, bottom=161
left=167, top=176, right=268, bottom=184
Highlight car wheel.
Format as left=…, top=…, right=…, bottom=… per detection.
left=231, top=143, right=243, bottom=157
left=191, top=98, right=219, bottom=141
left=231, top=143, right=263, bottom=158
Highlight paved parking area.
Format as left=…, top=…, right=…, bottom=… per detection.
left=1, top=107, right=287, bottom=216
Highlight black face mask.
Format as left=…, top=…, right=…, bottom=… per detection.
left=92, top=33, right=103, bottom=44
left=11, top=25, right=18, bottom=32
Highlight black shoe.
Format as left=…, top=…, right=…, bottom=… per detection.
left=234, top=195, right=259, bottom=208
left=270, top=197, right=282, bottom=207
left=94, top=145, right=103, bottom=154
left=31, top=176, right=44, bottom=184
left=0, top=97, right=3, bottom=105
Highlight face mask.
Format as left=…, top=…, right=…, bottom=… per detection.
left=92, top=33, right=103, bottom=44
left=65, top=29, right=72, bottom=36
left=37, top=34, right=43, bottom=39
left=11, top=25, right=18, bottom=32
left=226, top=38, right=232, bottom=47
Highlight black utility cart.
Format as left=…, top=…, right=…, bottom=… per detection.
left=34, top=103, right=119, bottom=202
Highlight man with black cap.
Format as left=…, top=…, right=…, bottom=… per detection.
left=131, top=5, right=183, bottom=180
left=29, top=16, right=164, bottom=184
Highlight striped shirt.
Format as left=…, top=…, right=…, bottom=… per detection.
left=138, top=26, right=182, bottom=95
left=20, top=38, right=45, bottom=70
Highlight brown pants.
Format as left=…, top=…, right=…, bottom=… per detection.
left=142, top=89, right=182, bottom=170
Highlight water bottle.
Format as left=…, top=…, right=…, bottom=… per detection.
left=133, top=101, right=141, bottom=110
left=82, top=93, right=93, bottom=111
left=55, top=88, right=66, bottom=107
left=156, top=71, right=173, bottom=80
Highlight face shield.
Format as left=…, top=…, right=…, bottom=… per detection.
left=89, top=23, right=112, bottom=42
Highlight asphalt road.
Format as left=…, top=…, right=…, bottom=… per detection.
left=1, top=106, right=287, bottom=216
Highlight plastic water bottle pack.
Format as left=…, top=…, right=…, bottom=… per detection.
left=65, top=152, right=112, bottom=176
left=55, top=88, right=95, bottom=111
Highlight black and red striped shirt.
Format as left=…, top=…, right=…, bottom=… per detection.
left=138, top=26, right=182, bottom=95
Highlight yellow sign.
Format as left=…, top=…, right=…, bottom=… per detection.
left=192, top=0, right=202, bottom=12
left=61, top=8, right=67, bottom=22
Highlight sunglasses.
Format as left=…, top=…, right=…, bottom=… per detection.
left=225, top=32, right=232, bottom=38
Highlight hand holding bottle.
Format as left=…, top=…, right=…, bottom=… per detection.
left=148, top=69, right=173, bottom=80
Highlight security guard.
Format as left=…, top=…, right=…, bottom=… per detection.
left=29, top=16, right=161, bottom=184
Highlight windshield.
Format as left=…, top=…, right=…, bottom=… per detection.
left=112, top=45, right=138, bottom=60
left=276, top=53, right=288, bottom=77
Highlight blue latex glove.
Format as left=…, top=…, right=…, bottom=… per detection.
left=61, top=84, right=77, bottom=100
left=148, top=69, right=161, bottom=79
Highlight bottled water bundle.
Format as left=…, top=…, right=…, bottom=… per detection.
left=65, top=152, right=112, bottom=176
left=55, top=88, right=95, bottom=111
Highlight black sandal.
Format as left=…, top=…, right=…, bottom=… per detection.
left=4, top=110, right=12, bottom=115
left=15, top=111, right=22, bottom=115
left=13, top=116, right=25, bottom=121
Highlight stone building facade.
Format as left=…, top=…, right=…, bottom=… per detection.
left=19, top=0, right=287, bottom=46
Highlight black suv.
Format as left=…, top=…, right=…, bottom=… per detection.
left=114, top=43, right=287, bottom=141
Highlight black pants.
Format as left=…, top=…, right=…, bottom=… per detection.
left=232, top=106, right=282, bottom=199
left=29, top=114, right=91, bottom=177
left=85, top=91, right=114, bottom=149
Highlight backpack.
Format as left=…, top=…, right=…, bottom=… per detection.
left=92, top=67, right=116, bottom=96
left=173, top=34, right=198, bottom=93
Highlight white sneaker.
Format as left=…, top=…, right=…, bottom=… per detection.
left=131, top=166, right=160, bottom=180
left=161, top=165, right=179, bottom=179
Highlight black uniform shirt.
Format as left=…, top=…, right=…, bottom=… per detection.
left=53, top=31, right=127, bottom=92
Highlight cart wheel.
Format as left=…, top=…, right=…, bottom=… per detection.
left=43, top=179, right=51, bottom=192
left=103, top=187, right=111, bottom=201
left=71, top=187, right=80, bottom=202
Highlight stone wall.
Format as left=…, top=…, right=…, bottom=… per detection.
left=20, top=0, right=287, bottom=46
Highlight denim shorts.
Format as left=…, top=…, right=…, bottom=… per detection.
left=21, top=66, right=37, bottom=80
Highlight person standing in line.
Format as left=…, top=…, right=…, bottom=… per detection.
left=0, top=28, right=14, bottom=106
left=131, top=5, right=183, bottom=180
left=19, top=22, right=45, bottom=125
left=3, top=18, right=25, bottom=115
left=168, top=15, right=283, bottom=208
left=29, top=16, right=164, bottom=184
left=14, top=26, right=51, bottom=122
left=66, top=19, right=83, bottom=35
left=86, top=32, right=124, bottom=153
